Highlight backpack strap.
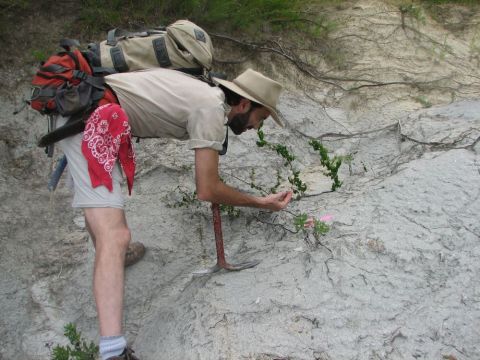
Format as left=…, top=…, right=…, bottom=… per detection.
left=59, top=39, right=80, bottom=51
left=107, top=29, right=140, bottom=46
left=91, top=66, right=117, bottom=75
left=219, top=127, right=228, bottom=156
left=71, top=69, right=105, bottom=89
left=106, top=28, right=121, bottom=46
left=29, top=87, right=57, bottom=101
left=110, top=46, right=129, bottom=72
left=107, top=28, right=165, bottom=46
left=40, top=64, right=70, bottom=73
left=152, top=37, right=172, bottom=68
left=37, top=112, right=87, bottom=147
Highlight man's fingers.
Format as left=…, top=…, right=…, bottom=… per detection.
left=264, top=190, right=293, bottom=211
left=279, top=191, right=293, bottom=208
left=276, top=190, right=291, bottom=200
left=283, top=191, right=293, bottom=203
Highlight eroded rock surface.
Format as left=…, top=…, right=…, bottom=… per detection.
left=1, top=1, right=480, bottom=359
left=2, top=93, right=478, bottom=360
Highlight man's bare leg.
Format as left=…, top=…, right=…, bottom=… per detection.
left=86, top=216, right=145, bottom=268
left=84, top=207, right=130, bottom=336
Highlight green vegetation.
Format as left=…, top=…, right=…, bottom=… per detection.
left=0, top=0, right=29, bottom=8
left=293, top=213, right=309, bottom=231
left=294, top=213, right=330, bottom=236
left=313, top=218, right=330, bottom=235
left=77, top=0, right=332, bottom=37
left=400, top=3, right=426, bottom=24
left=169, top=188, right=198, bottom=208
left=219, top=204, right=241, bottom=218
left=257, top=128, right=307, bottom=197
left=309, top=140, right=343, bottom=191
left=51, top=323, right=98, bottom=360
left=255, top=130, right=346, bottom=195
left=167, top=186, right=241, bottom=217
left=414, top=95, right=432, bottom=108
left=420, top=0, right=477, bottom=3
left=31, top=49, right=48, bottom=62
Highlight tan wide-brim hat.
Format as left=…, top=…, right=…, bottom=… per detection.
left=214, top=69, right=284, bottom=127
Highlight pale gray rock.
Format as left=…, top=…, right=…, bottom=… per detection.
left=1, top=88, right=480, bottom=360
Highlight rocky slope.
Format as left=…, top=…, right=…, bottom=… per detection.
left=1, top=1, right=479, bottom=359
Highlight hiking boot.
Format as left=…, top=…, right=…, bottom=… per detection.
left=124, top=242, right=146, bottom=267
left=106, top=347, right=140, bottom=360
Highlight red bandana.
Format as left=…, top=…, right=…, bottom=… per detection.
left=82, top=104, right=135, bottom=195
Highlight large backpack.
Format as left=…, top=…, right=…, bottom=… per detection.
left=89, top=19, right=213, bottom=75
left=29, top=20, right=214, bottom=153
left=29, top=40, right=105, bottom=117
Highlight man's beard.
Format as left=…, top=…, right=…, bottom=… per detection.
left=228, top=108, right=253, bottom=135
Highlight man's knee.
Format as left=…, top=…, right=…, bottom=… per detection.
left=113, top=227, right=132, bottom=249
left=83, top=208, right=131, bottom=250
left=96, top=226, right=131, bottom=251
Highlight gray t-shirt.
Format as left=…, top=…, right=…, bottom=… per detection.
left=105, top=68, right=228, bottom=151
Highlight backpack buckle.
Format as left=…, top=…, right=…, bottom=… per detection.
left=73, top=70, right=87, bottom=80
left=29, top=86, right=41, bottom=101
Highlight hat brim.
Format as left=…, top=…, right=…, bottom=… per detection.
left=214, top=77, right=283, bottom=127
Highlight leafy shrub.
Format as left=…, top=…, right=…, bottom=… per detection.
left=51, top=323, right=98, bottom=360
left=78, top=0, right=323, bottom=36
left=257, top=128, right=307, bottom=197
left=309, top=140, right=343, bottom=191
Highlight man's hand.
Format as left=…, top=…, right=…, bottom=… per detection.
left=195, top=148, right=293, bottom=211
left=261, top=191, right=293, bottom=211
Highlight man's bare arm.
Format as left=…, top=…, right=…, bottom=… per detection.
left=194, top=148, right=292, bottom=211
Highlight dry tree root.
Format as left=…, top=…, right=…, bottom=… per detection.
left=211, top=33, right=448, bottom=93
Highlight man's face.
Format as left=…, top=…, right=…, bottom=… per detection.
left=228, top=104, right=271, bottom=135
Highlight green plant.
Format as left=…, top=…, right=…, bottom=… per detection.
left=0, top=0, right=30, bottom=11
left=420, top=0, right=477, bottom=3
left=414, top=95, right=432, bottom=108
left=249, top=168, right=266, bottom=193
left=257, top=128, right=307, bottom=196
left=31, top=49, right=47, bottom=62
left=399, top=3, right=426, bottom=25
left=308, top=140, right=343, bottom=191
left=167, top=185, right=241, bottom=217
left=167, top=187, right=198, bottom=208
left=293, top=213, right=330, bottom=236
left=313, top=219, right=330, bottom=236
left=220, top=204, right=241, bottom=218
left=293, top=213, right=308, bottom=231
left=342, top=153, right=354, bottom=175
left=269, top=169, right=283, bottom=194
left=76, top=0, right=326, bottom=36
left=51, top=323, right=98, bottom=360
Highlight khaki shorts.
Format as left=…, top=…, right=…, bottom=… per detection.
left=57, top=116, right=125, bottom=209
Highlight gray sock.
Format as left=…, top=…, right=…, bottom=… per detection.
left=99, top=335, right=127, bottom=360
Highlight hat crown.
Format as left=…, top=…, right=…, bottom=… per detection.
left=232, top=69, right=282, bottom=110
left=213, top=68, right=284, bottom=126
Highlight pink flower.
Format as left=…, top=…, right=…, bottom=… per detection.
left=319, top=214, right=333, bottom=222
left=304, top=217, right=315, bottom=228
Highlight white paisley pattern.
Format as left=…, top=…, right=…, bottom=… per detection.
left=82, top=104, right=135, bottom=178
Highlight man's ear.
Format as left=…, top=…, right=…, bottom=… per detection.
left=238, top=98, right=251, bottom=113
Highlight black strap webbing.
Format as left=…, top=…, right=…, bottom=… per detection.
left=40, top=64, right=69, bottom=73
left=92, top=66, right=117, bottom=75
left=106, top=28, right=119, bottom=46
left=64, top=51, right=80, bottom=70
left=59, top=39, right=80, bottom=51
left=110, top=47, right=129, bottom=72
left=38, top=113, right=86, bottom=147
left=152, top=37, right=171, bottom=68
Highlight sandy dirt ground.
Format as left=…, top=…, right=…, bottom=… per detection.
left=1, top=1, right=479, bottom=359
